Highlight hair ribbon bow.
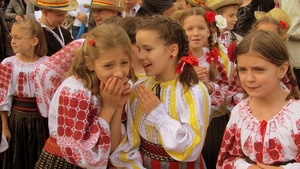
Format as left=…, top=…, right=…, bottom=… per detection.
left=175, top=54, right=199, bottom=74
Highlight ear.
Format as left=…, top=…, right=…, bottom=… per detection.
left=32, top=37, right=39, bottom=47
left=169, top=44, right=179, bottom=58
left=85, top=56, right=95, bottom=71
left=279, top=61, right=289, bottom=77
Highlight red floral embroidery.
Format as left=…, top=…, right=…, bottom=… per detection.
left=206, top=47, right=219, bottom=64
left=227, top=41, right=237, bottom=62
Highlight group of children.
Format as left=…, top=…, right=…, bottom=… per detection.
left=0, top=0, right=300, bottom=168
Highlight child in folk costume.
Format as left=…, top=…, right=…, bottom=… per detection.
left=110, top=15, right=211, bottom=169
left=217, top=30, right=300, bottom=168
left=178, top=7, right=230, bottom=169
left=34, top=24, right=135, bottom=169
left=30, top=0, right=78, bottom=56
left=0, top=19, right=48, bottom=169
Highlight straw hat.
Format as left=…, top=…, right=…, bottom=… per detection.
left=254, top=8, right=291, bottom=28
left=83, top=0, right=124, bottom=13
left=30, top=0, right=78, bottom=11
left=206, top=0, right=243, bottom=11
left=186, top=0, right=206, bottom=7
left=171, top=10, right=184, bottom=21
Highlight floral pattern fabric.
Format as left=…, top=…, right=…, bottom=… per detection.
left=217, top=98, right=300, bottom=169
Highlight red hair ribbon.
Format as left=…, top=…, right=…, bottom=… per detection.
left=279, top=20, right=288, bottom=30
left=206, top=47, right=219, bottom=64
left=205, top=11, right=215, bottom=23
left=227, top=41, right=237, bottom=62
left=175, top=54, right=199, bottom=74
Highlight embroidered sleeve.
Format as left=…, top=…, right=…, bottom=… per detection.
left=56, top=86, right=111, bottom=168
left=34, top=40, right=83, bottom=117
left=0, top=62, right=13, bottom=112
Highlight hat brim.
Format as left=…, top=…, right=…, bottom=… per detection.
left=210, top=0, right=243, bottom=11
left=254, top=11, right=267, bottom=20
left=83, top=4, right=124, bottom=13
left=187, top=0, right=206, bottom=7
left=30, top=0, right=78, bottom=11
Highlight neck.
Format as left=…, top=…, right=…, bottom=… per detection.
left=190, top=48, right=204, bottom=59
left=124, top=8, right=131, bottom=14
left=17, top=51, right=39, bottom=63
left=40, top=15, right=55, bottom=29
left=154, top=61, right=180, bottom=83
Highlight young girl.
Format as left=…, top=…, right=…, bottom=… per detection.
left=178, top=7, right=230, bottom=169
left=110, top=15, right=211, bottom=169
left=34, top=24, right=135, bottom=169
left=217, top=30, right=300, bottom=168
left=0, top=19, right=48, bottom=169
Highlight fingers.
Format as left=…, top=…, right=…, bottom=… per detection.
left=103, top=77, right=124, bottom=96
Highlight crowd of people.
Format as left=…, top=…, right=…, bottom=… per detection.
left=0, top=0, right=300, bottom=168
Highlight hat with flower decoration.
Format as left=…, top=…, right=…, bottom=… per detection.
left=254, top=8, right=291, bottom=29
left=83, top=0, right=123, bottom=13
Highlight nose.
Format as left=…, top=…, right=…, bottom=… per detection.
left=192, top=28, right=199, bottom=36
left=233, top=15, right=238, bottom=22
left=113, top=66, right=125, bottom=79
left=246, top=71, right=255, bottom=82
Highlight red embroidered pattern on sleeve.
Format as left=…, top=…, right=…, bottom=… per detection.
left=217, top=123, right=243, bottom=168
left=56, top=86, right=110, bottom=166
left=0, top=63, right=13, bottom=103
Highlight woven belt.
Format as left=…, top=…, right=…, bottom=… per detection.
left=12, top=96, right=38, bottom=112
left=43, top=136, right=64, bottom=157
left=245, top=156, right=296, bottom=166
left=140, top=137, right=175, bottom=162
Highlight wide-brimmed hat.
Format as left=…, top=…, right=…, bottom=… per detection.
left=206, top=0, right=243, bottom=11
left=254, top=8, right=291, bottom=28
left=186, top=0, right=206, bottom=7
left=83, top=0, right=123, bottom=13
left=30, top=0, right=78, bottom=11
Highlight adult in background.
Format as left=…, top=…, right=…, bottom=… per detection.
left=280, top=0, right=300, bottom=90
left=142, top=0, right=182, bottom=16
left=120, top=0, right=153, bottom=17
left=0, top=10, right=14, bottom=62
left=4, top=0, right=27, bottom=31
left=233, top=0, right=275, bottom=36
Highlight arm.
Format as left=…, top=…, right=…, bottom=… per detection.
left=25, top=1, right=36, bottom=20
left=4, top=0, right=18, bottom=21
left=0, top=111, right=10, bottom=143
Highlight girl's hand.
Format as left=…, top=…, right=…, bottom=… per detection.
left=248, top=164, right=263, bottom=169
left=194, top=66, right=209, bottom=83
left=2, top=128, right=11, bottom=143
left=136, top=84, right=160, bottom=114
left=118, top=78, right=132, bottom=108
left=100, top=77, right=124, bottom=111
left=257, top=163, right=284, bottom=169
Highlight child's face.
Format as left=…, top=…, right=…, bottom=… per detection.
left=256, top=22, right=279, bottom=35
left=90, top=48, right=130, bottom=84
left=220, top=6, right=238, bottom=31
left=44, top=10, right=67, bottom=27
left=92, top=9, right=117, bottom=26
left=120, top=0, right=138, bottom=10
left=136, top=30, right=177, bottom=80
left=182, top=15, right=210, bottom=51
left=10, top=25, right=36, bottom=54
left=237, top=53, right=285, bottom=99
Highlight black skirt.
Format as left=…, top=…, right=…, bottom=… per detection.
left=2, top=108, right=45, bottom=169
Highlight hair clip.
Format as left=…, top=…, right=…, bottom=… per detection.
left=279, top=20, right=288, bottom=30
left=205, top=11, right=215, bottom=24
left=89, top=39, right=95, bottom=46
